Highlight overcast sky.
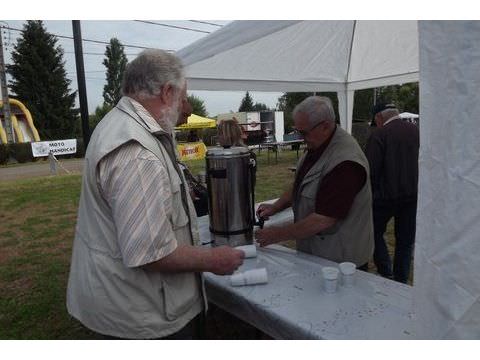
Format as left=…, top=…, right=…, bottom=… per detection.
left=1, top=20, right=282, bottom=117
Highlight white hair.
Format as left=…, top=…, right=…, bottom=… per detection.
left=121, top=49, right=185, bottom=101
left=293, top=96, right=336, bottom=125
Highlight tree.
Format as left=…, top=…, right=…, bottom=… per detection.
left=89, top=103, right=113, bottom=131
left=353, top=89, right=375, bottom=122
left=238, top=91, right=255, bottom=112
left=375, top=82, right=419, bottom=114
left=187, top=94, right=208, bottom=117
left=253, top=102, right=270, bottom=111
left=7, top=20, right=78, bottom=140
left=102, top=38, right=128, bottom=107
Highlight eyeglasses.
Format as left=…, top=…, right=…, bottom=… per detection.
left=294, top=121, right=324, bottom=137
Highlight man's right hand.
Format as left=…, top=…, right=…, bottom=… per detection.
left=256, top=203, right=277, bottom=220
left=209, top=246, right=245, bottom=275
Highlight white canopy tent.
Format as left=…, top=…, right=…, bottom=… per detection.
left=177, top=20, right=419, bottom=133
left=177, top=20, right=480, bottom=339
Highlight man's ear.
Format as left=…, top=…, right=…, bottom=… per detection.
left=159, top=83, right=175, bottom=106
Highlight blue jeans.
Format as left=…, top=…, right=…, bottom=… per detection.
left=372, top=199, right=417, bottom=284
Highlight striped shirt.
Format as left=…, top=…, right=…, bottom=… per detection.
left=97, top=98, right=179, bottom=267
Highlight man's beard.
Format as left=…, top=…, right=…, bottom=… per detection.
left=159, top=97, right=181, bottom=134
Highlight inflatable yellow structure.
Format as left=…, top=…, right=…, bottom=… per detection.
left=0, top=98, right=41, bottom=144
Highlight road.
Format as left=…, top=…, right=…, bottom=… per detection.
left=0, top=158, right=84, bottom=182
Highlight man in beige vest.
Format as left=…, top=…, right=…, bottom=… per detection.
left=66, top=49, right=244, bottom=339
left=256, top=96, right=373, bottom=268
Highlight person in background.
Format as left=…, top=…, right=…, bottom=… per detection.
left=187, top=129, right=200, bottom=142
left=217, top=118, right=257, bottom=184
left=365, top=102, right=419, bottom=283
left=217, top=117, right=247, bottom=148
left=255, top=96, right=373, bottom=269
left=66, top=49, right=244, bottom=340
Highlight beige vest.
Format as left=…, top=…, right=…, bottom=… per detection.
left=293, top=126, right=374, bottom=266
left=67, top=97, right=205, bottom=339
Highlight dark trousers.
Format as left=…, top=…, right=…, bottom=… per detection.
left=94, top=314, right=204, bottom=340
left=372, top=199, right=417, bottom=284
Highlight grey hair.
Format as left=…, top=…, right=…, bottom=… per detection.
left=121, top=49, right=185, bottom=100
left=293, top=96, right=336, bottom=125
left=380, top=108, right=400, bottom=120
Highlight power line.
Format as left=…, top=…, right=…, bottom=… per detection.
left=0, top=25, right=173, bottom=51
left=188, top=20, right=223, bottom=27
left=133, top=20, right=211, bottom=34
left=64, top=51, right=139, bottom=56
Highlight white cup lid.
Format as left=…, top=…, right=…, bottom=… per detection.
left=339, top=262, right=356, bottom=275
left=322, top=266, right=339, bottom=280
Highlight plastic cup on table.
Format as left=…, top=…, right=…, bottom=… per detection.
left=322, top=266, right=339, bottom=293
left=339, top=262, right=356, bottom=288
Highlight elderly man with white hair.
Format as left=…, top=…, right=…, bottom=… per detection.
left=256, top=96, right=373, bottom=270
left=66, top=49, right=244, bottom=339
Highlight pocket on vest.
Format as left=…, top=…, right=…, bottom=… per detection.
left=161, top=273, right=199, bottom=321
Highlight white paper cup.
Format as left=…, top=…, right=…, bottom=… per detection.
left=235, top=244, right=257, bottom=258
left=230, top=268, right=268, bottom=286
left=339, top=262, right=356, bottom=287
left=322, top=266, right=339, bottom=293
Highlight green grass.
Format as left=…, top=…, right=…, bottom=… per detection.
left=0, top=148, right=400, bottom=339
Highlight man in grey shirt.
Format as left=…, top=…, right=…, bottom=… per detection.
left=66, top=49, right=244, bottom=339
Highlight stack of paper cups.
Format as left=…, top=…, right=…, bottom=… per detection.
left=230, top=268, right=268, bottom=286
left=322, top=266, right=339, bottom=293
left=339, top=262, right=356, bottom=287
left=235, top=244, right=257, bottom=258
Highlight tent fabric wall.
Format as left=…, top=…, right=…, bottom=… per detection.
left=415, top=21, right=480, bottom=339
left=177, top=20, right=418, bottom=132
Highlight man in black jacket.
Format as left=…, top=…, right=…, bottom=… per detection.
left=366, top=103, right=419, bottom=283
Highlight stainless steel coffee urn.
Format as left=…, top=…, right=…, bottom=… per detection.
left=206, top=146, right=257, bottom=247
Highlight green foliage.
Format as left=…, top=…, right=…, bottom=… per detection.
left=9, top=142, right=34, bottom=163
left=89, top=103, right=113, bottom=131
left=0, top=144, right=9, bottom=164
left=353, top=89, right=375, bottom=122
left=74, top=138, right=85, bottom=158
left=253, top=102, right=270, bottom=111
left=102, top=38, right=128, bottom=107
left=187, top=94, right=208, bottom=117
left=6, top=21, right=78, bottom=141
left=376, top=82, right=419, bottom=113
left=238, top=91, right=255, bottom=112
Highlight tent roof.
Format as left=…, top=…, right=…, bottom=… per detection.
left=175, top=113, right=216, bottom=130
left=177, top=20, right=419, bottom=92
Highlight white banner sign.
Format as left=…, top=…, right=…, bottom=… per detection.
left=31, top=139, right=77, bottom=157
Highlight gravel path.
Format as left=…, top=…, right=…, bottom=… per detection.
left=0, top=158, right=84, bottom=182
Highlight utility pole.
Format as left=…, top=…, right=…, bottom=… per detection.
left=72, top=20, right=90, bottom=148
left=0, top=25, right=14, bottom=143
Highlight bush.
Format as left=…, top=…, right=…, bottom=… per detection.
left=10, top=142, right=34, bottom=163
left=74, top=138, right=86, bottom=158
left=0, top=144, right=9, bottom=165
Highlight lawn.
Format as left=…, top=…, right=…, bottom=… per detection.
left=0, top=148, right=399, bottom=339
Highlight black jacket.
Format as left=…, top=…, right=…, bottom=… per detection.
left=365, top=118, right=419, bottom=203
